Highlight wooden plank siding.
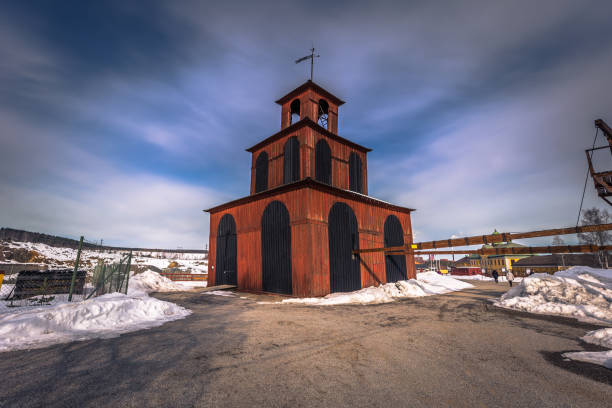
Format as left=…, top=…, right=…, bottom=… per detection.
left=208, top=185, right=414, bottom=297
left=249, top=127, right=369, bottom=195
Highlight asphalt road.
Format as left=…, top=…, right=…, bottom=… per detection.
left=0, top=281, right=610, bottom=408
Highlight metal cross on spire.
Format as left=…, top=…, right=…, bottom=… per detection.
left=295, top=47, right=320, bottom=81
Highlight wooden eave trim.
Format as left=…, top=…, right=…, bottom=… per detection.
left=275, top=80, right=345, bottom=106
left=245, top=118, right=372, bottom=153
left=204, top=178, right=414, bottom=214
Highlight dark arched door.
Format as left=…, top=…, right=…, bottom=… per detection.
left=328, top=202, right=361, bottom=292
left=255, top=151, right=268, bottom=193
left=315, top=139, right=331, bottom=184
left=283, top=136, right=300, bottom=184
left=216, top=214, right=237, bottom=285
left=261, top=201, right=292, bottom=294
left=349, top=152, right=363, bottom=193
left=384, top=215, right=407, bottom=283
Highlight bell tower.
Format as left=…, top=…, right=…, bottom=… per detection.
left=276, top=80, right=344, bottom=133
left=247, top=80, right=370, bottom=195
left=206, top=77, right=415, bottom=298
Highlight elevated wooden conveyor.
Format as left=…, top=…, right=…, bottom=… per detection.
left=355, top=223, right=612, bottom=256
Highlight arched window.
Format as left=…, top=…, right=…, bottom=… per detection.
left=318, top=99, right=329, bottom=129
left=384, top=215, right=407, bottom=283
left=255, top=151, right=268, bottom=193
left=290, top=99, right=300, bottom=125
left=349, top=152, right=363, bottom=193
left=216, top=214, right=237, bottom=286
left=283, top=136, right=300, bottom=184
left=261, top=201, right=292, bottom=294
left=315, top=139, right=331, bottom=185
left=328, top=202, right=360, bottom=292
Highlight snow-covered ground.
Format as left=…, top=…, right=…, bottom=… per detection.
left=0, top=270, right=192, bottom=352
left=277, top=272, right=473, bottom=306
left=202, top=290, right=236, bottom=297
left=494, top=266, right=612, bottom=369
left=452, top=274, right=523, bottom=283
left=1, top=241, right=208, bottom=274
left=127, top=270, right=193, bottom=295
left=173, top=280, right=208, bottom=288
left=452, top=274, right=493, bottom=281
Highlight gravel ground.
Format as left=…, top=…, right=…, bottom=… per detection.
left=0, top=281, right=609, bottom=408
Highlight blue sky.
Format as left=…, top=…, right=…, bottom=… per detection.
left=1, top=0, right=611, bottom=248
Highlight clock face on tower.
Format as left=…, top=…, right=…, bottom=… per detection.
left=318, top=99, right=329, bottom=130
left=318, top=111, right=328, bottom=129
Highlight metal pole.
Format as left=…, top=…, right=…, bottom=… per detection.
left=310, top=48, right=314, bottom=81
left=68, top=236, right=84, bottom=301
left=124, top=251, right=132, bottom=295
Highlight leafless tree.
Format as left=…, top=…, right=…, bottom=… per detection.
left=551, top=236, right=565, bottom=246
left=552, top=236, right=566, bottom=267
left=577, top=207, right=611, bottom=268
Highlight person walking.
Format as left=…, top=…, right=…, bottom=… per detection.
left=492, top=270, right=499, bottom=283
left=506, top=270, right=514, bottom=287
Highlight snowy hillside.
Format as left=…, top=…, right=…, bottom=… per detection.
left=0, top=240, right=208, bottom=274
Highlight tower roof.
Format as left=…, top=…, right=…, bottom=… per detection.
left=275, top=80, right=345, bottom=106
left=245, top=117, right=371, bottom=153
left=204, top=177, right=414, bottom=214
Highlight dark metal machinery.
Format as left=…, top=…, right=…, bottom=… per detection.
left=586, top=118, right=612, bottom=205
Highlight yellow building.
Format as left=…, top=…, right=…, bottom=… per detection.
left=467, top=231, right=530, bottom=275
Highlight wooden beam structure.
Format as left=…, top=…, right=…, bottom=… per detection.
left=354, top=223, right=612, bottom=254
left=385, top=245, right=612, bottom=256
left=595, top=118, right=612, bottom=141
left=586, top=119, right=612, bottom=205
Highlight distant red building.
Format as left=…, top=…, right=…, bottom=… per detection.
left=206, top=81, right=415, bottom=297
left=450, top=267, right=482, bottom=276
left=450, top=256, right=482, bottom=276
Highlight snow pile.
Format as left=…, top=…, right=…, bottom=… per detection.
left=417, top=271, right=475, bottom=290
left=581, top=327, right=612, bottom=348
left=0, top=293, right=191, bottom=352
left=563, top=328, right=612, bottom=369
left=128, top=270, right=188, bottom=295
left=0, top=270, right=194, bottom=352
left=281, top=272, right=473, bottom=306
left=554, top=266, right=612, bottom=284
left=494, top=266, right=612, bottom=325
left=493, top=266, right=612, bottom=369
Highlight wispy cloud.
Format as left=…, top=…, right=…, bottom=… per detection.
left=1, top=0, right=611, bottom=247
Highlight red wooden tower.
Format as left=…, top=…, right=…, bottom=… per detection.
left=206, top=80, right=415, bottom=297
